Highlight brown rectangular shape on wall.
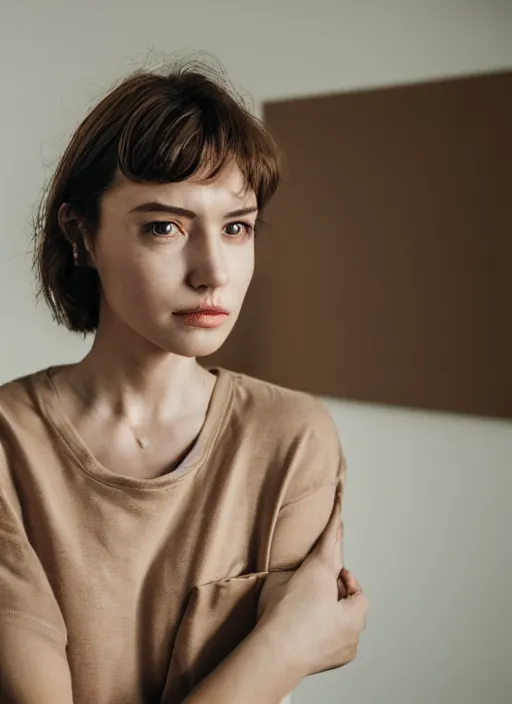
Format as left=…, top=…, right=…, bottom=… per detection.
left=206, top=72, right=512, bottom=419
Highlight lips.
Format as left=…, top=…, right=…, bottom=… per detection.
left=173, top=307, right=229, bottom=329
left=175, top=307, right=229, bottom=316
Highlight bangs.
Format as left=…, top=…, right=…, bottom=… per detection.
left=115, top=82, right=280, bottom=208
left=35, top=62, right=282, bottom=334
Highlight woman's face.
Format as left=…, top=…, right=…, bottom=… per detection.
left=85, top=163, right=257, bottom=358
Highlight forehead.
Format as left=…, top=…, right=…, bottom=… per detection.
left=107, top=164, right=257, bottom=210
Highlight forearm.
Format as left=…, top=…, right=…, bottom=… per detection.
left=182, top=622, right=301, bottom=704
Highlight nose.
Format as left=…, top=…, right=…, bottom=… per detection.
left=186, top=231, right=229, bottom=292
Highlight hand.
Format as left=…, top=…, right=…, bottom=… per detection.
left=257, top=496, right=369, bottom=678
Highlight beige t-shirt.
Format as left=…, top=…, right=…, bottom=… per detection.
left=0, top=367, right=345, bottom=704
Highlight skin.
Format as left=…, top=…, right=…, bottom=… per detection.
left=185, top=497, right=368, bottom=704
left=54, top=162, right=258, bottom=479
left=0, top=491, right=368, bottom=704
left=0, top=162, right=368, bottom=703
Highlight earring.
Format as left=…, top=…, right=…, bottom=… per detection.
left=72, top=242, right=79, bottom=266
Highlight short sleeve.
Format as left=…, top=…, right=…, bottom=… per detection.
left=267, top=397, right=347, bottom=571
left=0, top=445, right=68, bottom=650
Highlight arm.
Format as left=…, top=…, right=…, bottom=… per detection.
left=257, top=398, right=347, bottom=698
left=1, top=617, right=293, bottom=704
left=184, top=485, right=364, bottom=704
left=0, top=443, right=72, bottom=703
left=182, top=620, right=300, bottom=704
left=0, top=626, right=73, bottom=704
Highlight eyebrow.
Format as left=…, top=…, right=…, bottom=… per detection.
left=129, top=202, right=259, bottom=218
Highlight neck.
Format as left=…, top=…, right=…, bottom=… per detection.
left=65, top=315, right=210, bottom=427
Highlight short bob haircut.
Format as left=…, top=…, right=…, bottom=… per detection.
left=33, top=60, right=281, bottom=334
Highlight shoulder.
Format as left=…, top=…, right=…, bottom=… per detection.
left=0, top=370, right=48, bottom=469
left=0, top=377, right=30, bottom=515
left=0, top=369, right=46, bottom=414
left=224, top=368, right=338, bottom=441
left=221, top=369, right=345, bottom=499
left=221, top=368, right=346, bottom=498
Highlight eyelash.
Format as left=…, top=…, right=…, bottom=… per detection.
left=142, top=221, right=255, bottom=239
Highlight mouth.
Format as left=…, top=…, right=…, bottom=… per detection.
left=172, top=307, right=230, bottom=329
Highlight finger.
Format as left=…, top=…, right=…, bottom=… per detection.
left=337, top=574, right=348, bottom=600
left=339, top=592, right=370, bottom=628
left=340, top=568, right=362, bottom=596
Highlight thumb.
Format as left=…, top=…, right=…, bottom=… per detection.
left=338, top=591, right=369, bottom=622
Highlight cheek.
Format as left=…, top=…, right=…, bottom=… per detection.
left=244, top=256, right=255, bottom=293
left=232, top=247, right=255, bottom=294
left=97, top=247, right=181, bottom=307
left=98, top=252, right=140, bottom=297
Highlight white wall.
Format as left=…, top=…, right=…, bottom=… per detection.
left=1, top=1, right=511, bottom=702
left=2, top=0, right=512, bottom=381
left=316, top=399, right=511, bottom=704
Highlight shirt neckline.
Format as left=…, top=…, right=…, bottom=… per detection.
left=32, top=365, right=233, bottom=493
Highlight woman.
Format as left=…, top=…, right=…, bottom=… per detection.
left=0, top=62, right=368, bottom=703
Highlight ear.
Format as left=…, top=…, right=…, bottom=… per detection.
left=57, top=203, right=74, bottom=246
left=57, top=203, right=96, bottom=268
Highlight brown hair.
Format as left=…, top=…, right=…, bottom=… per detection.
left=33, top=60, right=280, bottom=334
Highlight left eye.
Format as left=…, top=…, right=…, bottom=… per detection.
left=224, top=222, right=253, bottom=237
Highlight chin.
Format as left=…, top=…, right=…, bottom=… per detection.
left=157, top=328, right=231, bottom=359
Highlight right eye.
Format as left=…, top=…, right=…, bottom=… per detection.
left=143, top=221, right=181, bottom=238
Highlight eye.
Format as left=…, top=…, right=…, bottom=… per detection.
left=143, top=221, right=181, bottom=237
left=224, top=221, right=254, bottom=237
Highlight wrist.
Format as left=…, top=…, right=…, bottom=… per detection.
left=252, top=618, right=306, bottom=689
